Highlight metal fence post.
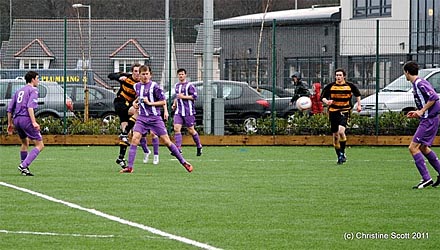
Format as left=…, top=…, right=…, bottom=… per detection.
left=375, top=19, right=380, bottom=136
left=272, top=19, right=277, bottom=136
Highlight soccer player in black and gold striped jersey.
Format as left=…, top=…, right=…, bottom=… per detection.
left=321, top=68, right=362, bottom=164
left=108, top=63, right=141, bottom=168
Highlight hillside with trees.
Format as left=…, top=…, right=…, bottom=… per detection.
left=0, top=0, right=338, bottom=42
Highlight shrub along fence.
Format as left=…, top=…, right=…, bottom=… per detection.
left=0, top=112, right=430, bottom=146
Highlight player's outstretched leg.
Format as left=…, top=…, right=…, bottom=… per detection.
left=120, top=145, right=137, bottom=173
left=169, top=143, right=193, bottom=173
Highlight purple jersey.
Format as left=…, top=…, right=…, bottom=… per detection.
left=134, top=80, right=165, bottom=117
left=174, top=81, right=197, bottom=116
left=413, top=77, right=440, bottom=118
left=7, top=84, right=39, bottom=118
left=7, top=84, right=42, bottom=141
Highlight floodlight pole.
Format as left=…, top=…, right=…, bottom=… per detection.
left=203, top=0, right=214, bottom=134
left=72, top=3, right=91, bottom=121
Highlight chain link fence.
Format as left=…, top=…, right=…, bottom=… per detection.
left=1, top=17, right=439, bottom=135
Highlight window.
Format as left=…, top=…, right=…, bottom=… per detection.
left=37, top=85, right=47, bottom=98
left=88, top=88, right=104, bottom=101
left=258, top=89, right=280, bottom=99
left=284, top=57, right=333, bottom=88
left=9, top=83, right=46, bottom=98
left=0, top=83, right=9, bottom=98
left=222, top=85, right=242, bottom=99
left=75, top=87, right=85, bottom=102
left=348, top=56, right=391, bottom=89
left=10, top=84, right=22, bottom=98
left=428, top=73, right=440, bottom=92
left=76, top=59, right=90, bottom=69
left=353, top=0, right=391, bottom=18
left=22, top=59, right=45, bottom=69
left=114, top=60, right=148, bottom=73
left=195, top=84, right=218, bottom=100
left=119, top=60, right=134, bottom=72
left=224, top=59, right=268, bottom=85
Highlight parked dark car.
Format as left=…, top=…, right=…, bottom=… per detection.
left=252, top=85, right=299, bottom=118
left=0, top=79, right=75, bottom=119
left=65, top=84, right=116, bottom=121
left=185, top=80, right=271, bottom=132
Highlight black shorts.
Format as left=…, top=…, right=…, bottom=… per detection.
left=113, top=97, right=132, bottom=123
left=329, top=111, right=350, bottom=133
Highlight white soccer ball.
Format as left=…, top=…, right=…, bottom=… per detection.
left=296, top=96, right=312, bottom=111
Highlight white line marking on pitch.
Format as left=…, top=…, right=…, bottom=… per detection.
left=0, top=182, right=222, bottom=250
left=0, top=229, right=115, bottom=238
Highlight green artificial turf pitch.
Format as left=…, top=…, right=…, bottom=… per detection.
left=1, top=145, right=439, bottom=249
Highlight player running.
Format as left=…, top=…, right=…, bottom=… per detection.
left=171, top=68, right=203, bottom=156
left=120, top=65, right=193, bottom=173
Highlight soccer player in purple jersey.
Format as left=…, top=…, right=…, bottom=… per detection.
left=109, top=64, right=153, bottom=168
left=120, top=65, right=193, bottom=173
left=171, top=68, right=203, bottom=156
left=404, top=61, right=440, bottom=189
left=7, top=71, right=44, bottom=176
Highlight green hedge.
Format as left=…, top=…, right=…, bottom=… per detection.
left=0, top=112, right=421, bottom=136
left=247, top=112, right=420, bottom=136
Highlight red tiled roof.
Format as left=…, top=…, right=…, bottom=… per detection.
left=14, top=38, right=55, bottom=57
left=109, top=39, right=149, bottom=58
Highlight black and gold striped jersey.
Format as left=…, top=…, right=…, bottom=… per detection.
left=321, top=81, right=361, bottom=112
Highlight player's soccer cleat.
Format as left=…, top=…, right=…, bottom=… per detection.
left=341, top=153, right=346, bottom=163
left=197, top=147, right=203, bottom=156
left=143, top=152, right=150, bottom=164
left=412, top=178, right=433, bottom=189
left=337, top=155, right=344, bottom=165
left=119, top=133, right=130, bottom=146
left=182, top=162, right=193, bottom=173
left=432, top=175, right=440, bottom=188
left=18, top=165, right=33, bottom=176
left=153, top=155, right=159, bottom=165
left=119, top=167, right=133, bottom=173
left=337, top=152, right=346, bottom=165
left=116, top=158, right=127, bottom=168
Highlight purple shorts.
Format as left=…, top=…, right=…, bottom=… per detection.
left=412, top=116, right=439, bottom=146
left=173, top=114, right=196, bottom=128
left=14, top=116, right=43, bottom=141
left=133, top=116, right=168, bottom=137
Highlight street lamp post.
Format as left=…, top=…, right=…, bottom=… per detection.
left=9, top=0, right=12, bottom=32
left=72, top=3, right=91, bottom=121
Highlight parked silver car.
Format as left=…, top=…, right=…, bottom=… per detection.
left=0, top=79, right=75, bottom=119
left=359, top=68, right=440, bottom=116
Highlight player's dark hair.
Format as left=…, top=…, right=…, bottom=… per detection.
left=131, top=63, right=142, bottom=73
left=25, top=71, right=39, bottom=83
left=403, top=61, right=419, bottom=76
left=334, top=68, right=346, bottom=76
left=140, top=65, right=152, bottom=74
left=177, top=68, right=186, bottom=74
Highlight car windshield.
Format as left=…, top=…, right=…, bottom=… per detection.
left=381, top=70, right=433, bottom=92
